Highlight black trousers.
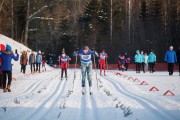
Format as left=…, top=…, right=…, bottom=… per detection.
left=0, top=74, right=2, bottom=87
left=125, top=63, right=129, bottom=71
left=168, top=63, right=174, bottom=75
left=141, top=62, right=145, bottom=72
left=36, top=63, right=41, bottom=72
left=179, top=63, right=180, bottom=73
left=30, top=63, right=35, bottom=72
left=2, top=71, right=12, bottom=88
left=149, top=62, right=155, bottom=73
left=136, top=63, right=141, bottom=73
left=22, top=65, right=26, bottom=74
left=61, top=68, right=67, bottom=78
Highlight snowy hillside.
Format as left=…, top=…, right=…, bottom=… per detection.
left=0, top=35, right=180, bottom=120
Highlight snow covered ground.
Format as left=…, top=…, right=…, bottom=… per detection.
left=0, top=34, right=180, bottom=120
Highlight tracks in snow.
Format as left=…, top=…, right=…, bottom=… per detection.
left=103, top=75, right=174, bottom=120
left=0, top=70, right=59, bottom=103
left=22, top=72, right=73, bottom=120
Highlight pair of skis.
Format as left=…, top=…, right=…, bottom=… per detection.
left=82, top=91, right=92, bottom=95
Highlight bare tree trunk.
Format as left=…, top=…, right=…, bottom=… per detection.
left=0, top=0, right=6, bottom=12
left=11, top=0, right=14, bottom=39
left=24, top=0, right=30, bottom=46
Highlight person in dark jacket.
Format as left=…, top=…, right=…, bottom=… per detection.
left=36, top=50, right=42, bottom=73
left=164, top=46, right=177, bottom=75
left=29, top=50, right=36, bottom=73
left=0, top=45, right=19, bottom=92
left=124, top=52, right=130, bottom=71
left=20, top=51, right=28, bottom=74
left=42, top=52, right=46, bottom=71
left=0, top=57, right=2, bottom=89
left=118, top=54, right=126, bottom=72
left=176, top=46, right=180, bottom=76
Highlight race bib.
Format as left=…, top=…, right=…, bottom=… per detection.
left=81, top=55, right=91, bottom=60
left=100, top=54, right=106, bottom=59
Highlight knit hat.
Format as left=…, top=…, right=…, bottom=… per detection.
left=6, top=44, right=12, bottom=51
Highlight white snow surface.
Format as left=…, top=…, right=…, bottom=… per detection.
left=0, top=34, right=180, bottom=120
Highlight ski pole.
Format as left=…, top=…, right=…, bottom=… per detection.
left=72, top=54, right=77, bottom=91
left=93, top=54, right=99, bottom=90
left=106, top=57, right=108, bottom=71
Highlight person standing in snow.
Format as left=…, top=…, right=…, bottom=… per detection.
left=29, top=50, right=36, bottom=73
left=42, top=52, right=46, bottom=71
left=176, top=46, right=180, bottom=76
left=20, top=51, right=28, bottom=74
left=148, top=50, right=156, bottom=73
left=144, top=53, right=149, bottom=72
left=59, top=49, right=71, bottom=80
left=0, top=57, right=2, bottom=89
left=74, top=46, right=98, bottom=95
left=140, top=51, right=145, bottom=73
left=36, top=50, right=42, bottom=73
left=124, top=52, right=130, bottom=71
left=118, top=54, right=126, bottom=72
left=164, top=46, right=177, bottom=75
left=99, top=49, right=108, bottom=76
left=0, top=45, right=19, bottom=92
left=134, top=50, right=142, bottom=73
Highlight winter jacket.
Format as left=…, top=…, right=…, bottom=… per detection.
left=36, top=53, right=42, bottom=64
left=164, top=50, right=177, bottom=63
left=176, top=50, right=180, bottom=63
left=59, top=55, right=70, bottom=63
left=118, top=56, right=126, bottom=64
left=0, top=58, right=2, bottom=74
left=0, top=51, right=19, bottom=71
left=134, top=53, right=142, bottom=63
left=148, top=53, right=156, bottom=63
left=141, top=54, right=145, bottom=63
left=125, top=55, right=130, bottom=63
left=20, top=54, right=28, bottom=65
left=29, top=53, right=36, bottom=64
left=144, top=56, right=148, bottom=63
left=76, top=49, right=98, bottom=63
left=99, top=52, right=108, bottom=60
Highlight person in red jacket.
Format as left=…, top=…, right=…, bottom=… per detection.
left=99, top=49, right=108, bottom=76
left=59, top=49, right=71, bottom=80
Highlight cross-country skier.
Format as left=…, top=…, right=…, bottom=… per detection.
left=0, top=45, right=19, bottom=92
left=74, top=46, right=98, bottom=95
left=164, top=46, right=177, bottom=75
left=59, top=49, right=71, bottom=80
left=99, top=49, right=108, bottom=76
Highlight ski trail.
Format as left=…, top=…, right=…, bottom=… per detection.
left=103, top=75, right=174, bottom=120
left=23, top=72, right=73, bottom=120
left=79, top=71, right=98, bottom=120
left=0, top=71, right=59, bottom=103
left=22, top=78, right=65, bottom=120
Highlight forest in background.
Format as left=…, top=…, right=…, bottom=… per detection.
left=0, top=0, right=180, bottom=63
